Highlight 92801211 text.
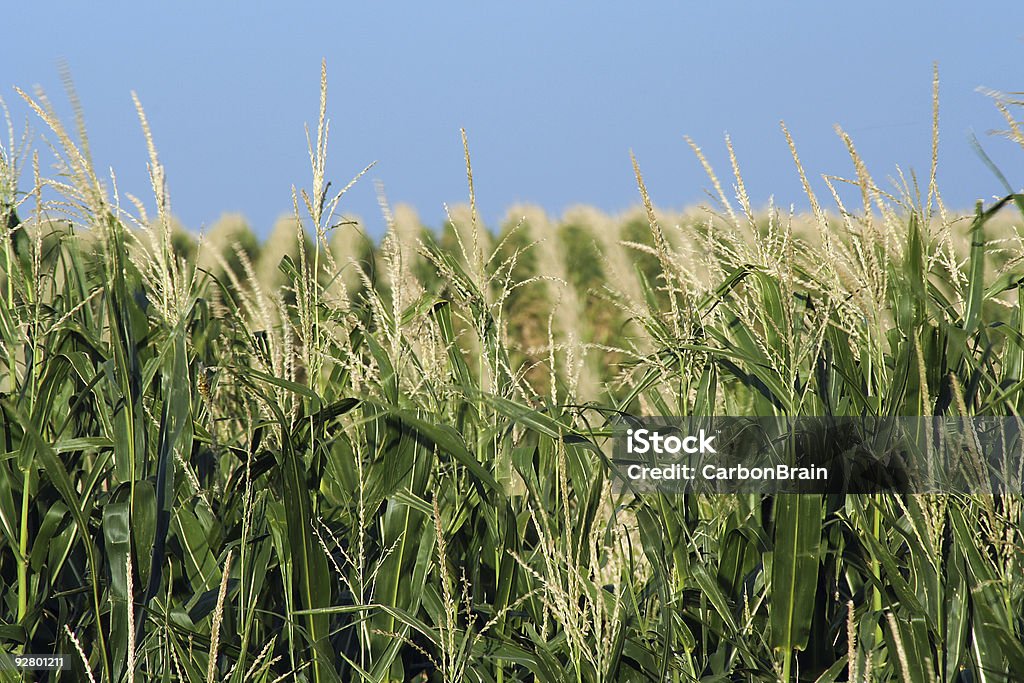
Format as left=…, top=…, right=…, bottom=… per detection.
left=4, top=654, right=68, bottom=671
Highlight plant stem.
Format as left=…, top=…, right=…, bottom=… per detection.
left=871, top=497, right=883, bottom=644
left=17, top=467, right=30, bottom=630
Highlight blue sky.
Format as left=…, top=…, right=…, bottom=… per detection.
left=4, top=3, right=1023, bottom=238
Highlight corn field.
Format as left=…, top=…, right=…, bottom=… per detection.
left=1, top=66, right=1023, bottom=682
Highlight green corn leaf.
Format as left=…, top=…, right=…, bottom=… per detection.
left=771, top=494, right=822, bottom=660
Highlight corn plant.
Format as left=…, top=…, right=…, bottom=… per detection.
left=0, top=64, right=1022, bottom=683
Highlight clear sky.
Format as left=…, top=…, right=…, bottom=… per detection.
left=4, top=3, right=1023, bottom=238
